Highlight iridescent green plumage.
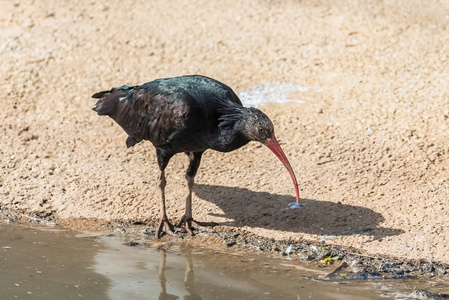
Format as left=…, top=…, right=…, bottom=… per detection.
left=93, top=75, right=300, bottom=238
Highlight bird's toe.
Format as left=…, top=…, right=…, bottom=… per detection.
left=157, top=218, right=181, bottom=239
left=190, top=222, right=216, bottom=233
left=176, top=216, right=217, bottom=234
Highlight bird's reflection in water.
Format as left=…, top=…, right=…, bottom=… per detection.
left=158, top=246, right=202, bottom=300
left=156, top=245, right=301, bottom=300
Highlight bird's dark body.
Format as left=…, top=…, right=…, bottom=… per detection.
left=93, top=75, right=300, bottom=238
left=92, top=75, right=248, bottom=156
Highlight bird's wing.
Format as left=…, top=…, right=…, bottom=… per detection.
left=124, top=87, right=190, bottom=147
left=93, top=85, right=189, bottom=147
left=93, top=75, right=244, bottom=148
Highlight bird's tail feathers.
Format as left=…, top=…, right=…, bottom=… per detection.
left=92, top=85, right=134, bottom=116
left=92, top=90, right=111, bottom=99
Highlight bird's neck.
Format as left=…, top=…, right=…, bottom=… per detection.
left=215, top=130, right=249, bottom=152
left=208, top=117, right=249, bottom=152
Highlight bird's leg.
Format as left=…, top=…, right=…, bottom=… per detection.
left=177, top=152, right=218, bottom=235
left=155, top=150, right=177, bottom=239
left=157, top=170, right=177, bottom=238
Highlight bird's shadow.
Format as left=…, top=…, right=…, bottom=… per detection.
left=193, top=184, right=403, bottom=239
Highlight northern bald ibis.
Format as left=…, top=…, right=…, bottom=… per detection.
left=92, top=75, right=300, bottom=238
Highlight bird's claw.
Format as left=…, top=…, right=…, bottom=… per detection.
left=157, top=217, right=182, bottom=239
left=176, top=216, right=218, bottom=236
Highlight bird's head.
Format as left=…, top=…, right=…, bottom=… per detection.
left=242, top=108, right=275, bottom=143
left=243, top=108, right=300, bottom=204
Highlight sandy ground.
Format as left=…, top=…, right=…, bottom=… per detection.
left=1, top=0, right=449, bottom=264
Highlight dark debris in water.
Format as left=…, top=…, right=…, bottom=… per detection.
left=123, top=241, right=140, bottom=247
left=210, top=229, right=449, bottom=279
left=410, top=290, right=449, bottom=299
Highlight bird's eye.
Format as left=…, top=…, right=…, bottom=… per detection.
left=258, top=128, right=264, bottom=134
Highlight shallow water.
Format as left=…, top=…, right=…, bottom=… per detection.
left=0, top=222, right=447, bottom=300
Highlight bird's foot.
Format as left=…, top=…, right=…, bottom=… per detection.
left=157, top=217, right=180, bottom=239
left=176, top=215, right=218, bottom=236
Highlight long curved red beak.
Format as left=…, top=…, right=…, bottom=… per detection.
left=266, top=135, right=300, bottom=204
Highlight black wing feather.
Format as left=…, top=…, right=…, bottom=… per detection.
left=92, top=85, right=188, bottom=147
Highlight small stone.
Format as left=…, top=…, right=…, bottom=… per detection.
left=298, top=252, right=310, bottom=261
left=123, top=241, right=139, bottom=247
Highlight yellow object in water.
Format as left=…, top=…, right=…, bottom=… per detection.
left=320, top=257, right=334, bottom=265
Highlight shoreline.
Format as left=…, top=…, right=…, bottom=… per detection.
left=2, top=208, right=447, bottom=279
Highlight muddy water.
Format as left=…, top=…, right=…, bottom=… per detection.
left=0, top=222, right=446, bottom=300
